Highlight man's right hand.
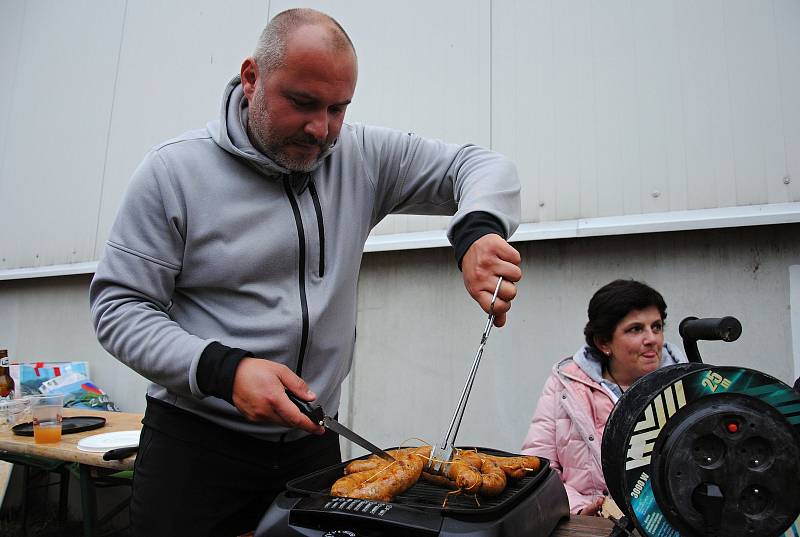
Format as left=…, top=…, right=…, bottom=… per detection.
left=231, top=357, right=325, bottom=435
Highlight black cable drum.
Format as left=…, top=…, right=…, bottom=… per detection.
left=602, top=364, right=800, bottom=537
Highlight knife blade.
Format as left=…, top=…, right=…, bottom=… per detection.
left=286, top=390, right=394, bottom=461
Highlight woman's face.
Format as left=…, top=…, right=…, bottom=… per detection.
left=599, top=306, right=665, bottom=381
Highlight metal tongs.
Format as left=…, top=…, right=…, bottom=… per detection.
left=426, top=277, right=504, bottom=474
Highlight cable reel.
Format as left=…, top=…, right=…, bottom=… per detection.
left=602, top=317, right=800, bottom=537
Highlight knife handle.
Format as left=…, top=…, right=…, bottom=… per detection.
left=285, top=390, right=325, bottom=425
left=103, top=445, right=139, bottom=461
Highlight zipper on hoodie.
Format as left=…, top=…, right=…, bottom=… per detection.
left=283, top=178, right=310, bottom=376
left=308, top=181, right=325, bottom=277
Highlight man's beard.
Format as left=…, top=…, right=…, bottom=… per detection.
left=248, top=87, right=331, bottom=173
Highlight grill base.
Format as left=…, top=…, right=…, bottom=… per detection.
left=255, top=465, right=569, bottom=537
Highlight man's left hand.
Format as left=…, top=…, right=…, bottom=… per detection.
left=461, top=234, right=522, bottom=327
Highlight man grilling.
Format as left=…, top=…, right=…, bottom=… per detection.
left=90, top=8, right=521, bottom=536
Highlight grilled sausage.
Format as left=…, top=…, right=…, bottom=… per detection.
left=344, top=446, right=431, bottom=475
left=443, top=457, right=482, bottom=493
left=453, top=449, right=482, bottom=469
left=421, top=471, right=459, bottom=490
left=344, top=456, right=384, bottom=475
left=330, top=469, right=379, bottom=497
left=333, top=448, right=538, bottom=501
left=478, top=458, right=507, bottom=497
left=334, top=449, right=427, bottom=501
left=479, top=454, right=541, bottom=479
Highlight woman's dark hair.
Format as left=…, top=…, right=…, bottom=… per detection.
left=583, top=279, right=667, bottom=364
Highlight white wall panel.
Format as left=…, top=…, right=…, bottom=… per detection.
left=94, top=0, right=267, bottom=256
left=725, top=0, right=782, bottom=206
left=0, top=0, right=25, bottom=210
left=552, top=0, right=597, bottom=221
left=589, top=0, right=638, bottom=218
left=493, top=0, right=800, bottom=227
left=633, top=0, right=688, bottom=214
left=492, top=0, right=558, bottom=223
left=0, top=0, right=125, bottom=270
left=676, top=0, right=737, bottom=210
left=2, top=0, right=799, bottom=271
left=775, top=0, right=800, bottom=202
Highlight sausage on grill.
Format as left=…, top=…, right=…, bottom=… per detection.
left=344, top=446, right=431, bottom=475
left=479, top=454, right=541, bottom=479
left=332, top=447, right=429, bottom=501
left=333, top=448, right=541, bottom=501
left=330, top=469, right=379, bottom=497
left=477, top=458, right=507, bottom=497
left=443, top=456, right=482, bottom=493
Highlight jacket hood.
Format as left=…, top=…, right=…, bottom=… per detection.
left=560, top=342, right=688, bottom=395
left=206, top=75, right=337, bottom=189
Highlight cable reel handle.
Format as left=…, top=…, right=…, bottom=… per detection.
left=679, top=316, right=742, bottom=364
left=679, top=316, right=742, bottom=342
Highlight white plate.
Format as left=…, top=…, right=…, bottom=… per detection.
left=77, top=430, right=140, bottom=452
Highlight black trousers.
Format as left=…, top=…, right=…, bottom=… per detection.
left=130, top=397, right=341, bottom=537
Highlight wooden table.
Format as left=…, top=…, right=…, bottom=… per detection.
left=0, top=408, right=142, bottom=471
left=552, top=515, right=637, bottom=536
left=0, top=408, right=143, bottom=536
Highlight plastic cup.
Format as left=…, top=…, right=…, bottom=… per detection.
left=0, top=398, right=30, bottom=432
left=29, top=394, right=63, bottom=443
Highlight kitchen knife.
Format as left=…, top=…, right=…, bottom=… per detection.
left=286, top=390, right=394, bottom=461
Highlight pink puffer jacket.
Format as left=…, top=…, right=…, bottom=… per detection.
left=520, top=357, right=614, bottom=514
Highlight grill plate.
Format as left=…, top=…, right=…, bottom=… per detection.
left=285, top=446, right=551, bottom=518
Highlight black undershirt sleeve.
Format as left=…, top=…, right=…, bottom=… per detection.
left=451, top=211, right=507, bottom=270
left=196, top=341, right=253, bottom=405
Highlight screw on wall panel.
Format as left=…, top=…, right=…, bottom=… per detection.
left=652, top=190, right=661, bottom=198
left=784, top=175, right=791, bottom=185
left=538, top=201, right=545, bottom=207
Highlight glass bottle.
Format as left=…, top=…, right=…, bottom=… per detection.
left=0, top=350, right=15, bottom=400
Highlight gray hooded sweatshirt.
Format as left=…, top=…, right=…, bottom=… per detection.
left=90, top=76, right=520, bottom=441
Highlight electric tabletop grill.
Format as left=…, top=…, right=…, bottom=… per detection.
left=255, top=447, right=570, bottom=537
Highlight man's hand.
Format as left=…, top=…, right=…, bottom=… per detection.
left=231, top=358, right=325, bottom=435
left=461, top=234, right=522, bottom=327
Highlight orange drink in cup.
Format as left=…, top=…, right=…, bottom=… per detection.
left=30, top=394, right=64, bottom=443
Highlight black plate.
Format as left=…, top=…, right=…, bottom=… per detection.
left=12, top=416, right=107, bottom=437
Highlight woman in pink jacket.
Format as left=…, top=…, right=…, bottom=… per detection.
left=521, top=280, right=687, bottom=515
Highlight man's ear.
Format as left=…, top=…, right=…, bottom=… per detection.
left=240, top=57, right=259, bottom=101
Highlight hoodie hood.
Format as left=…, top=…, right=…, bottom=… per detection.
left=563, top=342, right=688, bottom=399
left=206, top=75, right=337, bottom=190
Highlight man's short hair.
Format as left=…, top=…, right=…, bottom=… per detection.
left=253, top=8, right=356, bottom=73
